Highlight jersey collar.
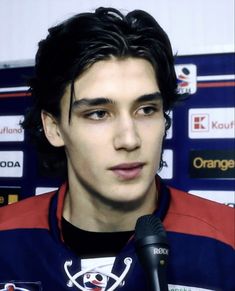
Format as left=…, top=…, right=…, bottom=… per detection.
left=49, top=176, right=171, bottom=242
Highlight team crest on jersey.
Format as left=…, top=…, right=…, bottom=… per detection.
left=0, top=282, right=42, bottom=291
left=83, top=272, right=108, bottom=290
left=64, top=257, right=132, bottom=290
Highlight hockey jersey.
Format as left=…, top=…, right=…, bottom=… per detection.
left=0, top=179, right=234, bottom=291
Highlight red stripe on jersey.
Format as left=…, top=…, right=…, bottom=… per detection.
left=0, top=192, right=54, bottom=231
left=164, top=187, right=235, bottom=249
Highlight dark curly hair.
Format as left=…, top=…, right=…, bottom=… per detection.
left=22, top=7, right=181, bottom=177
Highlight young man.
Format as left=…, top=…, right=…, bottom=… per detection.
left=0, top=7, right=234, bottom=291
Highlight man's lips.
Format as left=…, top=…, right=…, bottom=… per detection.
left=109, top=162, right=145, bottom=179
left=110, top=162, right=145, bottom=170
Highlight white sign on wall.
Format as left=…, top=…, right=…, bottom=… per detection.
left=0, top=115, right=24, bottom=142
left=189, top=107, right=235, bottom=139
left=158, top=149, right=173, bottom=179
left=0, top=151, right=23, bottom=177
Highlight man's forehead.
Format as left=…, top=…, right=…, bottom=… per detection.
left=71, top=57, right=158, bottom=94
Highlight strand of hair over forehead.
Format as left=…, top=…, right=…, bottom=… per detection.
left=67, top=7, right=154, bottom=122
left=95, top=7, right=158, bottom=27
left=45, top=7, right=175, bottom=122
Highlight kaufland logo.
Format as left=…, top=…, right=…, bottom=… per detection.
left=189, top=108, right=235, bottom=138
left=192, top=114, right=209, bottom=131
left=175, top=64, right=197, bottom=94
left=0, top=115, right=24, bottom=142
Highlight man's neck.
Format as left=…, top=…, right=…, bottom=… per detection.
left=62, top=178, right=158, bottom=232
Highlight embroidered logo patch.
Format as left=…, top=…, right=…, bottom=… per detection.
left=0, top=282, right=42, bottom=291
left=64, top=257, right=132, bottom=290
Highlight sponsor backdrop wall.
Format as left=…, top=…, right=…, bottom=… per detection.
left=0, top=53, right=234, bottom=207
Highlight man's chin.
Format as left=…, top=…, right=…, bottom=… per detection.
left=101, top=191, right=152, bottom=211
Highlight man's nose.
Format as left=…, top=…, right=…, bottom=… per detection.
left=113, top=116, right=141, bottom=151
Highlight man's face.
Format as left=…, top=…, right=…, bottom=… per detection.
left=51, top=58, right=165, bottom=205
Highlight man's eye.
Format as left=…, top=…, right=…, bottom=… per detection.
left=84, top=110, right=108, bottom=120
left=137, top=106, right=157, bottom=116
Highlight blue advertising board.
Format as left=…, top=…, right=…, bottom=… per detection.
left=0, top=53, right=234, bottom=207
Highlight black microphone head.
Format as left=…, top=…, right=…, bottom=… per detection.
left=134, top=215, right=169, bottom=291
left=135, top=215, right=167, bottom=241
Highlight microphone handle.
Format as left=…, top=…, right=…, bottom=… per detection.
left=148, top=270, right=160, bottom=291
left=148, top=269, right=168, bottom=291
left=135, top=235, right=169, bottom=291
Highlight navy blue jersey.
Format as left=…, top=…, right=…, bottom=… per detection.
left=0, top=179, right=234, bottom=291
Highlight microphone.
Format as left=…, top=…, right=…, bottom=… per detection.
left=135, top=215, right=169, bottom=291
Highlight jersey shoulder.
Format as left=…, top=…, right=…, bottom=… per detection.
left=0, top=191, right=55, bottom=231
left=165, top=187, right=235, bottom=249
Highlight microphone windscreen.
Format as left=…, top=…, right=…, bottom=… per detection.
left=135, top=215, right=167, bottom=241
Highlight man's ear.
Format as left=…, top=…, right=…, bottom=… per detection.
left=41, top=110, right=64, bottom=147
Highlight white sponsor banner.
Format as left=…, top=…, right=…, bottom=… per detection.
left=189, top=190, right=235, bottom=207
left=175, top=64, right=197, bottom=94
left=158, top=149, right=173, bottom=179
left=0, top=151, right=23, bottom=177
left=189, top=107, right=235, bottom=139
left=0, top=115, right=24, bottom=141
left=35, top=187, right=58, bottom=195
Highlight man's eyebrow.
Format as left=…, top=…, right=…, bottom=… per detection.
left=135, top=92, right=162, bottom=103
left=72, top=97, right=115, bottom=109
left=72, top=92, right=162, bottom=109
